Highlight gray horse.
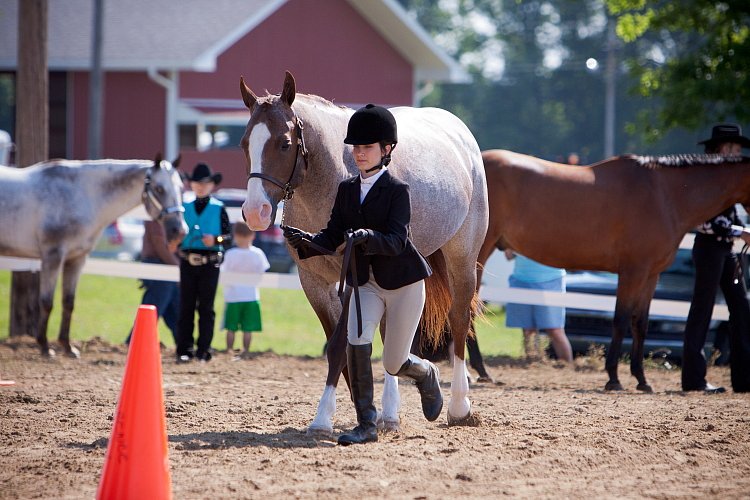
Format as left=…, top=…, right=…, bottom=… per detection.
left=239, top=72, right=488, bottom=433
left=0, top=154, right=187, bottom=357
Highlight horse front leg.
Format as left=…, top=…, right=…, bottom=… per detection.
left=605, top=300, right=629, bottom=391
left=307, top=286, right=347, bottom=437
left=630, top=278, right=658, bottom=393
left=58, top=255, right=86, bottom=359
left=36, top=250, right=64, bottom=358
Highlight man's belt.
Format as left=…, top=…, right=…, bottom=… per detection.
left=182, top=252, right=223, bottom=266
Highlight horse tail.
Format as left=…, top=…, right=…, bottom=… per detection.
left=420, top=250, right=451, bottom=350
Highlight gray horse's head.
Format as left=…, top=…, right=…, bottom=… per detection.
left=142, top=153, right=188, bottom=244
left=239, top=71, right=308, bottom=230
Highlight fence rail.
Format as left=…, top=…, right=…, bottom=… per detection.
left=0, top=254, right=729, bottom=321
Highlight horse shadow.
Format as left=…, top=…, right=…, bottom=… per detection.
left=168, top=428, right=338, bottom=450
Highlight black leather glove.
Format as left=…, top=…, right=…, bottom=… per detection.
left=348, top=228, right=369, bottom=246
left=282, top=225, right=311, bottom=249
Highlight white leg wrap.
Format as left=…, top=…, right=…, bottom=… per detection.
left=381, top=373, right=400, bottom=423
left=307, top=384, right=336, bottom=436
left=447, top=354, right=471, bottom=420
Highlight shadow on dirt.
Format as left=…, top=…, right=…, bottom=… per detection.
left=168, top=428, right=336, bottom=450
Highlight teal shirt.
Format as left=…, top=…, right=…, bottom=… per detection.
left=511, top=254, right=565, bottom=283
left=181, top=197, right=224, bottom=251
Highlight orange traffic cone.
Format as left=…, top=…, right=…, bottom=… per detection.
left=96, top=305, right=172, bottom=500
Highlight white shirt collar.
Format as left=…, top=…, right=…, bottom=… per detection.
left=360, top=166, right=387, bottom=185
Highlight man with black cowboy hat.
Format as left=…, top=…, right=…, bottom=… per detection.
left=176, top=163, right=232, bottom=363
left=682, top=123, right=750, bottom=393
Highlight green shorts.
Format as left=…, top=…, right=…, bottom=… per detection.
left=224, top=301, right=262, bottom=332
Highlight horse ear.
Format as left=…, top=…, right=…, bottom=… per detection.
left=240, top=76, right=258, bottom=110
left=153, top=152, right=163, bottom=168
left=281, top=70, right=296, bottom=106
left=171, top=154, right=182, bottom=169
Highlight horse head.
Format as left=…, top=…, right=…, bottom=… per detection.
left=142, top=152, right=188, bottom=244
left=239, top=71, right=309, bottom=230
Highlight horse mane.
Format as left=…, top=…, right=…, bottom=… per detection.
left=634, top=154, right=749, bottom=169
left=258, top=91, right=348, bottom=111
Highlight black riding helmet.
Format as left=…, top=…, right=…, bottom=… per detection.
left=344, top=104, right=398, bottom=145
left=345, top=104, right=397, bottom=171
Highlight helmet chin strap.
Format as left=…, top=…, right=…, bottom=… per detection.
left=364, top=143, right=396, bottom=173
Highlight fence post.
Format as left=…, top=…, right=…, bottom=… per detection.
left=10, top=0, right=48, bottom=338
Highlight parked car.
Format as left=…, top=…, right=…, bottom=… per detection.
left=91, top=217, right=144, bottom=261
left=564, top=247, right=733, bottom=363
left=184, top=188, right=296, bottom=274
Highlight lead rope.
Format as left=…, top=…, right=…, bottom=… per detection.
left=290, top=232, right=363, bottom=337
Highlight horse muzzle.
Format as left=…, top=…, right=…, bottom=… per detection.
left=242, top=201, right=273, bottom=231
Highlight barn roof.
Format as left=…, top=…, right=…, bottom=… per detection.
left=0, top=0, right=468, bottom=83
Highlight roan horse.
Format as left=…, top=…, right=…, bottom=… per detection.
left=239, top=71, right=488, bottom=433
left=0, top=154, right=187, bottom=358
left=477, top=149, right=750, bottom=391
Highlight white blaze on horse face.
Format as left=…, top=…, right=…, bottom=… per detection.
left=243, top=122, right=274, bottom=230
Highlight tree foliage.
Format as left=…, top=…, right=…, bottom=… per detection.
left=605, top=0, right=750, bottom=137
left=396, top=0, right=735, bottom=157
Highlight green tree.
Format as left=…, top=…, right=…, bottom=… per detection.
left=605, top=0, right=750, bottom=138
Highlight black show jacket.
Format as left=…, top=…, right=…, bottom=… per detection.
left=297, top=170, right=431, bottom=289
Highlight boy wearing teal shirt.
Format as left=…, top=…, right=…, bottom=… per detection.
left=176, top=163, right=232, bottom=363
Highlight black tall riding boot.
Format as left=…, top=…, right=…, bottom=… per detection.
left=397, top=354, right=443, bottom=421
left=338, top=343, right=378, bottom=446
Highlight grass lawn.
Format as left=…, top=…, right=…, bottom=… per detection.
left=0, top=270, right=523, bottom=358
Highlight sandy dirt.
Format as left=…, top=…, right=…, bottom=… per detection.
left=1, top=336, right=750, bottom=499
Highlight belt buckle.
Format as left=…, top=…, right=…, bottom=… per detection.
left=188, top=253, right=205, bottom=266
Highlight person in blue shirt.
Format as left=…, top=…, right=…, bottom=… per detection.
left=505, top=250, right=573, bottom=362
left=175, top=163, right=231, bottom=363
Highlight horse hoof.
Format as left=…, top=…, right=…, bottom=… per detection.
left=636, top=383, right=653, bottom=393
left=379, top=419, right=401, bottom=433
left=41, top=347, right=56, bottom=358
left=65, top=346, right=81, bottom=359
left=604, top=381, right=624, bottom=391
left=476, top=376, right=493, bottom=384
left=447, top=410, right=482, bottom=427
left=306, top=426, right=333, bottom=439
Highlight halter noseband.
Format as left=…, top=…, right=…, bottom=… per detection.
left=247, top=112, right=309, bottom=205
left=142, top=169, right=185, bottom=221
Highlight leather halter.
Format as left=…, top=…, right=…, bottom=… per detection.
left=142, top=169, right=185, bottom=221
left=247, top=112, right=309, bottom=205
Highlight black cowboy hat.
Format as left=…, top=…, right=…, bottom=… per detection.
left=188, top=163, right=222, bottom=184
left=697, top=123, right=750, bottom=149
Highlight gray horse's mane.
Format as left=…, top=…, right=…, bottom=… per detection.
left=634, top=154, right=749, bottom=169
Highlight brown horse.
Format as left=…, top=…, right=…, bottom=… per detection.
left=477, top=149, right=750, bottom=392
left=238, top=72, right=488, bottom=433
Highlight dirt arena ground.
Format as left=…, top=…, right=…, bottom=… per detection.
left=1, top=336, right=750, bottom=499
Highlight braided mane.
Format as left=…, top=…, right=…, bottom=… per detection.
left=634, top=154, right=749, bottom=169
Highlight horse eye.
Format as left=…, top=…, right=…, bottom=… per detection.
left=156, top=186, right=165, bottom=195
left=281, top=142, right=291, bottom=151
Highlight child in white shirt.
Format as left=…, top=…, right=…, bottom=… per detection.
left=221, top=222, right=270, bottom=358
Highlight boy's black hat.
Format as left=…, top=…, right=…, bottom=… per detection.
left=188, top=163, right=222, bottom=184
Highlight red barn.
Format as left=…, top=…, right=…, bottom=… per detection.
left=0, top=0, right=467, bottom=188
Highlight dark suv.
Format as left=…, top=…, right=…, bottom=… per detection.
left=564, top=247, right=733, bottom=363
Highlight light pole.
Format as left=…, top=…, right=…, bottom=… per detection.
left=585, top=19, right=618, bottom=159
